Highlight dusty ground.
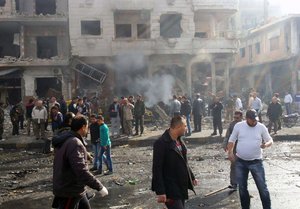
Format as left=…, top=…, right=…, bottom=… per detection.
left=1, top=138, right=300, bottom=209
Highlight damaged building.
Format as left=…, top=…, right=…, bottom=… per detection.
left=0, top=0, right=71, bottom=104
left=68, top=0, right=238, bottom=99
left=232, top=15, right=300, bottom=98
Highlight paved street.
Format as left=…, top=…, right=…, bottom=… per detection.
left=1, top=126, right=300, bottom=209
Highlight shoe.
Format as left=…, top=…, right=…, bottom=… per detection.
left=211, top=133, right=217, bottom=136
left=94, top=170, right=102, bottom=175
left=86, top=192, right=96, bottom=200
left=228, top=184, right=237, bottom=191
left=104, top=171, right=113, bottom=175
left=133, top=133, right=139, bottom=136
left=36, top=138, right=40, bottom=140
left=89, top=167, right=97, bottom=172
left=0, top=138, right=6, bottom=141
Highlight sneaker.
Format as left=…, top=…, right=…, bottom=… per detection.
left=104, top=171, right=113, bottom=175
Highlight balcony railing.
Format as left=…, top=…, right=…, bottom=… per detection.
left=111, top=39, right=155, bottom=55
left=192, top=0, right=238, bottom=11
left=192, top=38, right=238, bottom=53
left=111, top=0, right=154, bottom=10
left=0, top=57, right=69, bottom=67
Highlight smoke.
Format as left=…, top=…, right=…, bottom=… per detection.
left=114, top=52, right=176, bottom=107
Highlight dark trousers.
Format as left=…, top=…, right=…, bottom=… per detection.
left=19, top=115, right=24, bottom=129
left=165, top=199, right=185, bottom=209
left=268, top=119, right=279, bottom=133
left=12, top=120, right=19, bottom=135
left=213, top=116, right=223, bottom=135
left=53, top=195, right=91, bottom=209
left=135, top=115, right=144, bottom=134
left=0, top=124, right=3, bottom=139
left=193, top=114, right=202, bottom=132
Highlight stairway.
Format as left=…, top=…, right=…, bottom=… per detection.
left=70, top=58, right=107, bottom=84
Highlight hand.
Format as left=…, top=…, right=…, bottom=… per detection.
left=157, top=194, right=167, bottom=203
left=261, top=143, right=266, bottom=149
left=99, top=186, right=108, bottom=197
left=224, top=147, right=228, bottom=152
left=192, top=179, right=198, bottom=186
left=228, top=152, right=236, bottom=162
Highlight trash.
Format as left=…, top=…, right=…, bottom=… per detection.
left=109, top=204, right=130, bottom=209
left=128, top=180, right=137, bottom=185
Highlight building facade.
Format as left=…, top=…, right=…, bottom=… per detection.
left=232, top=15, right=300, bottom=99
left=0, top=0, right=71, bottom=104
left=68, top=0, right=238, bottom=99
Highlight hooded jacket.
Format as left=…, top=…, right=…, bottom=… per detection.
left=52, top=131, right=103, bottom=198
left=151, top=130, right=195, bottom=200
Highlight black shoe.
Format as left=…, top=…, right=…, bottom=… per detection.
left=133, top=133, right=139, bottom=136
left=228, top=184, right=237, bottom=191
left=211, top=133, right=217, bottom=136
left=104, top=171, right=113, bottom=175
left=89, top=167, right=97, bottom=172
left=94, top=170, right=102, bottom=175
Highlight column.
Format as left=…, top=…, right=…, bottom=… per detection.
left=210, top=15, right=216, bottom=38
left=291, top=19, right=299, bottom=55
left=211, top=61, right=216, bottom=95
left=20, top=26, right=25, bottom=57
left=224, top=61, right=230, bottom=97
left=186, top=62, right=192, bottom=98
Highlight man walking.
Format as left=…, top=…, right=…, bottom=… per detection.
left=223, top=110, right=243, bottom=190
left=284, top=91, right=293, bottom=115
left=180, top=96, right=192, bottom=136
left=52, top=115, right=108, bottom=209
left=32, top=100, right=48, bottom=140
left=192, top=93, right=204, bottom=132
left=250, top=92, right=263, bottom=122
left=267, top=97, right=282, bottom=134
left=228, top=109, right=273, bottom=209
left=169, top=95, right=181, bottom=117
left=210, top=97, right=223, bottom=136
left=234, top=95, right=243, bottom=111
left=152, top=115, right=198, bottom=209
left=108, top=97, right=121, bottom=138
left=134, top=95, right=146, bottom=136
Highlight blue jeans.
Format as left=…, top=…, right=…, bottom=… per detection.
left=92, top=143, right=107, bottom=169
left=99, top=146, right=113, bottom=172
left=236, top=158, right=271, bottom=209
left=285, top=103, right=291, bottom=115
left=185, top=114, right=192, bottom=135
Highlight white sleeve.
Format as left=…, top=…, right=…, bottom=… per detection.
left=261, top=125, right=273, bottom=143
left=228, top=124, right=239, bottom=143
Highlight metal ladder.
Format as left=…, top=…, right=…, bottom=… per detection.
left=70, top=58, right=107, bottom=84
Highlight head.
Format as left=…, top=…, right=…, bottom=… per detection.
left=233, top=110, right=243, bottom=122
left=170, top=115, right=187, bottom=138
left=113, top=97, right=118, bottom=103
left=29, top=98, right=34, bottom=104
left=98, top=115, right=105, bottom=124
left=72, top=97, right=78, bottom=103
left=214, top=97, right=220, bottom=103
left=253, top=92, right=257, bottom=98
left=64, top=112, right=75, bottom=126
left=51, top=106, right=59, bottom=114
left=233, top=95, right=238, bottom=99
left=128, top=95, right=134, bottom=102
left=83, top=96, right=87, bottom=102
left=173, top=95, right=177, bottom=100
left=245, top=109, right=258, bottom=127
left=195, top=93, right=200, bottom=99
left=124, top=98, right=129, bottom=105
left=71, top=115, right=88, bottom=137
left=182, top=96, right=187, bottom=102
left=273, top=93, right=279, bottom=98
left=78, top=98, right=83, bottom=105
left=272, top=96, right=278, bottom=103
left=137, top=95, right=142, bottom=101
left=50, top=96, right=56, bottom=103
left=90, top=114, right=98, bottom=124
left=36, top=100, right=43, bottom=107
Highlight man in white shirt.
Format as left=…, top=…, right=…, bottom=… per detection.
left=227, top=109, right=273, bottom=209
left=284, top=92, right=293, bottom=115
left=250, top=92, right=262, bottom=122
left=234, top=95, right=243, bottom=111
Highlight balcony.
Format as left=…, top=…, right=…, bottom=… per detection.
left=192, top=38, right=238, bottom=54
left=111, top=0, right=154, bottom=10
left=192, top=0, right=238, bottom=11
left=0, top=57, right=69, bottom=67
left=111, top=39, right=155, bottom=55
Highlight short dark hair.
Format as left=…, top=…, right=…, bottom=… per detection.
left=51, top=106, right=59, bottom=111
left=234, top=110, right=243, bottom=117
left=170, top=115, right=185, bottom=129
left=98, top=115, right=104, bottom=121
left=90, top=114, right=97, bottom=118
left=64, top=112, right=75, bottom=126
left=71, top=115, right=88, bottom=132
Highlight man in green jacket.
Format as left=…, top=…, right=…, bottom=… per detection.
left=97, top=115, right=113, bottom=175
left=134, top=95, right=146, bottom=136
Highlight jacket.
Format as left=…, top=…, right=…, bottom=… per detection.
left=52, top=131, right=103, bottom=198
left=170, top=99, right=181, bottom=116
left=108, top=102, right=120, bottom=118
left=267, top=102, right=282, bottom=121
left=134, top=100, right=145, bottom=117
left=25, top=103, right=35, bottom=119
left=180, top=100, right=191, bottom=116
left=210, top=102, right=223, bottom=118
left=90, top=122, right=100, bottom=144
left=192, top=98, right=204, bottom=116
left=51, top=112, right=63, bottom=132
left=123, top=103, right=134, bottom=120
left=68, top=102, right=78, bottom=115
left=151, top=130, right=195, bottom=200
left=100, top=123, right=111, bottom=146
left=32, top=106, right=48, bottom=122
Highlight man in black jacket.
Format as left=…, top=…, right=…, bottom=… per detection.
left=152, top=115, right=198, bottom=209
left=52, top=115, right=108, bottom=209
left=267, top=97, right=283, bottom=134
left=180, top=96, right=192, bottom=136
left=192, top=93, right=204, bottom=132
left=210, top=97, right=224, bottom=136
